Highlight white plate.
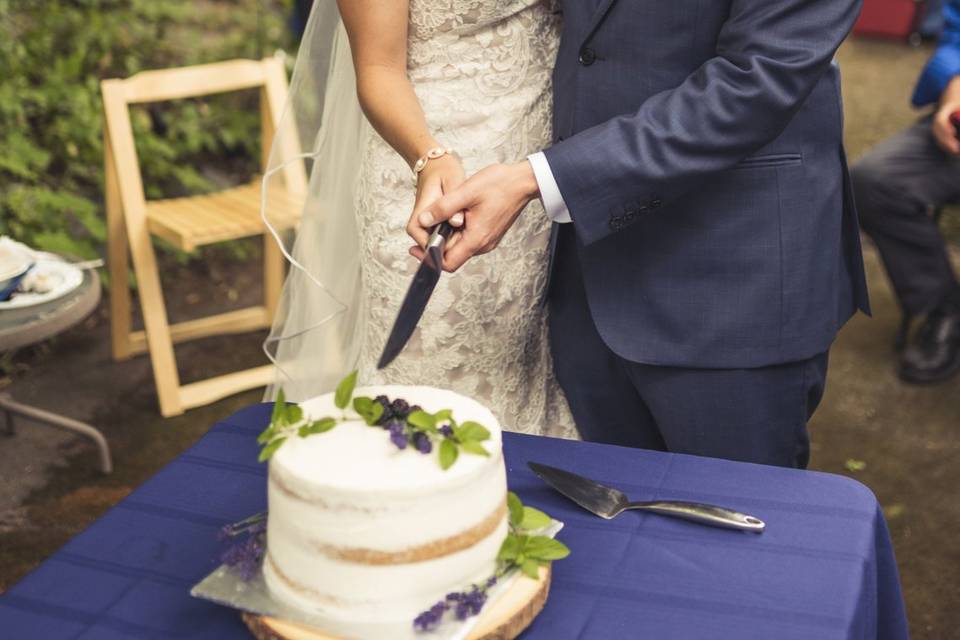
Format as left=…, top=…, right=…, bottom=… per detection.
left=0, top=259, right=84, bottom=310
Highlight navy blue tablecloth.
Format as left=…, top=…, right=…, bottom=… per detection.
left=0, top=404, right=909, bottom=639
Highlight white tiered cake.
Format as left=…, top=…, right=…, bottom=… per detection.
left=263, top=385, right=508, bottom=622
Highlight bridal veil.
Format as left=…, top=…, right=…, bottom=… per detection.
left=261, top=1, right=368, bottom=401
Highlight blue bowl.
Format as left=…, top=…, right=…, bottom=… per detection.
left=0, top=263, right=33, bottom=302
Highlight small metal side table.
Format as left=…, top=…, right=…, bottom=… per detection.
left=0, top=269, right=112, bottom=473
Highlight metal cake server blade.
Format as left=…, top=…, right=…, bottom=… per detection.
left=377, top=222, right=454, bottom=370
left=528, top=462, right=765, bottom=533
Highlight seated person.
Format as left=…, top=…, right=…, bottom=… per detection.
left=852, top=0, right=960, bottom=384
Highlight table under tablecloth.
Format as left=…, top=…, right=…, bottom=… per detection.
left=0, top=403, right=909, bottom=639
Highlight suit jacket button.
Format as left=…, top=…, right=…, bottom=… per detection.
left=650, top=198, right=663, bottom=208
left=579, top=47, right=597, bottom=66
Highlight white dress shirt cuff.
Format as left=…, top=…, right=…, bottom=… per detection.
left=528, top=152, right=572, bottom=224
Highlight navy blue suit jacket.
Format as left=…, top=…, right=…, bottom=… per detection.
left=544, top=0, right=871, bottom=368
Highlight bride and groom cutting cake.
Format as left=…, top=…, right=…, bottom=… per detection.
left=262, top=0, right=871, bottom=470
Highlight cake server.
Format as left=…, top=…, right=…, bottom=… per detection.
left=377, top=222, right=455, bottom=369
left=528, top=462, right=765, bottom=533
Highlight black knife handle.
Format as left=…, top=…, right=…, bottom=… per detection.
left=430, top=221, right=456, bottom=245
left=425, top=222, right=455, bottom=271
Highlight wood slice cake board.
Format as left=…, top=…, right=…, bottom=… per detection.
left=243, top=565, right=551, bottom=640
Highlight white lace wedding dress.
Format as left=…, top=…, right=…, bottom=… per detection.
left=353, top=0, right=576, bottom=438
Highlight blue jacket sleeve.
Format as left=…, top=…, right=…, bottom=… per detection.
left=542, top=0, right=862, bottom=246
left=912, top=0, right=960, bottom=107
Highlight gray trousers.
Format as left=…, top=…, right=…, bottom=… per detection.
left=851, top=117, right=960, bottom=315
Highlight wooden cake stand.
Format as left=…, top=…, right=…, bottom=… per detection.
left=243, top=565, right=551, bottom=640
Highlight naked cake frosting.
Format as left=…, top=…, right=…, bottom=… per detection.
left=263, top=385, right=508, bottom=622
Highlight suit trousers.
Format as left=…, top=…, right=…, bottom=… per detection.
left=851, top=117, right=960, bottom=315
left=548, top=224, right=828, bottom=469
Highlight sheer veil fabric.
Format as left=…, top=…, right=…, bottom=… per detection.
left=261, top=1, right=368, bottom=401
left=261, top=0, right=576, bottom=438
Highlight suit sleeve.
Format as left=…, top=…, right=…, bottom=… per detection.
left=542, top=0, right=863, bottom=246
left=912, top=0, right=960, bottom=107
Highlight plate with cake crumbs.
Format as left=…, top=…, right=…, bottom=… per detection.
left=0, top=258, right=84, bottom=310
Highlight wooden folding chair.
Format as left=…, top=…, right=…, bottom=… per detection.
left=101, top=58, right=306, bottom=417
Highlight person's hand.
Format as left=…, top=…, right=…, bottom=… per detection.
left=932, top=76, right=960, bottom=156
left=407, top=154, right=466, bottom=249
left=408, top=161, right=540, bottom=272
left=932, top=102, right=960, bottom=156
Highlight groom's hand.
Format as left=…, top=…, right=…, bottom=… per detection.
left=408, top=161, right=540, bottom=272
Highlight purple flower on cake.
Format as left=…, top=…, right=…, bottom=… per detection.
left=413, top=601, right=448, bottom=632
left=448, top=584, right=491, bottom=620
left=219, top=520, right=266, bottom=581
left=439, top=424, right=454, bottom=438
left=413, top=577, right=496, bottom=632
left=389, top=398, right=411, bottom=418
left=388, top=421, right=408, bottom=450
left=413, top=431, right=432, bottom=454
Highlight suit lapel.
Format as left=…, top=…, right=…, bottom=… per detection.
left=582, top=0, right=619, bottom=44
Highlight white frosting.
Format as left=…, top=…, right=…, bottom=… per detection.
left=265, top=385, right=508, bottom=622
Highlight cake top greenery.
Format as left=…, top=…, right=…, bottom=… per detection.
left=257, top=370, right=493, bottom=471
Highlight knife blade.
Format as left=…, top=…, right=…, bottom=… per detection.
left=377, top=222, right=455, bottom=370
left=528, top=462, right=765, bottom=533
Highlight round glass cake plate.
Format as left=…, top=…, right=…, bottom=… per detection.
left=242, top=565, right=551, bottom=640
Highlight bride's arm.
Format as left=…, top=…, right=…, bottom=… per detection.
left=338, top=0, right=464, bottom=247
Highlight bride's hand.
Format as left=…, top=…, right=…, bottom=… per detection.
left=407, top=155, right=466, bottom=250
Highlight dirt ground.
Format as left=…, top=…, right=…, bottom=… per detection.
left=1, top=38, right=958, bottom=639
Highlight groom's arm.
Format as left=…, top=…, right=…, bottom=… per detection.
left=544, top=0, right=862, bottom=246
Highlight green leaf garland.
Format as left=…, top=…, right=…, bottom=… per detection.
left=257, top=371, right=493, bottom=472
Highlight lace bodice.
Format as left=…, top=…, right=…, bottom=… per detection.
left=353, top=0, right=575, bottom=438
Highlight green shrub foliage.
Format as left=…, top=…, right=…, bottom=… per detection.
left=0, top=0, right=292, bottom=263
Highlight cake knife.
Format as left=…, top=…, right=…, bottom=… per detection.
left=377, top=222, right=455, bottom=369
left=528, top=462, right=765, bottom=533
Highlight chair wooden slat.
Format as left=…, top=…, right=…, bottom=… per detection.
left=144, top=181, right=301, bottom=251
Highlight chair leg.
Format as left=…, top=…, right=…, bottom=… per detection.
left=126, top=226, right=184, bottom=417
left=263, top=232, right=284, bottom=321
left=105, top=138, right=133, bottom=361
left=0, top=393, right=112, bottom=474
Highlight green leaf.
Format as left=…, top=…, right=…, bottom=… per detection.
left=298, top=417, right=337, bottom=437
left=521, top=558, right=541, bottom=579
left=353, top=397, right=383, bottom=426
left=284, top=404, right=303, bottom=425
left=507, top=492, right=524, bottom=527
left=432, top=409, right=453, bottom=423
left=497, top=533, right=521, bottom=562
left=270, top=388, right=286, bottom=425
left=460, top=440, right=490, bottom=457
left=334, top=370, right=358, bottom=410
left=256, top=426, right=274, bottom=445
left=258, top=437, right=286, bottom=463
left=407, top=409, right=437, bottom=431
left=523, top=537, right=570, bottom=561
left=519, top=506, right=552, bottom=531
left=439, top=438, right=459, bottom=470
left=457, top=421, right=490, bottom=442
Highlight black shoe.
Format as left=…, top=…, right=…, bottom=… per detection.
left=898, top=305, right=960, bottom=384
